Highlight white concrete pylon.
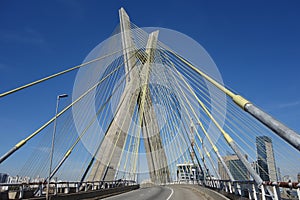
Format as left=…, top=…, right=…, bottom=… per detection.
left=88, top=8, right=170, bottom=184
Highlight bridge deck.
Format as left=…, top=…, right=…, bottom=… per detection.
left=96, top=185, right=229, bottom=200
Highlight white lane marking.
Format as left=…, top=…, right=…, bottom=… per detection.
left=166, top=186, right=174, bottom=200
left=101, top=188, right=138, bottom=200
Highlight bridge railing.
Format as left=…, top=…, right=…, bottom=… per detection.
left=203, top=179, right=300, bottom=200
left=0, top=179, right=137, bottom=199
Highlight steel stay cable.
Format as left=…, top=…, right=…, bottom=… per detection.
left=169, top=78, right=213, bottom=179
left=146, top=71, right=182, bottom=181
left=153, top=51, right=190, bottom=166
left=0, top=48, right=128, bottom=98
left=149, top=67, right=191, bottom=168
left=151, top=54, right=210, bottom=180
left=163, top=52, right=235, bottom=181
left=161, top=49, right=298, bottom=164
left=171, top=68, right=241, bottom=181
left=164, top=56, right=262, bottom=156
left=159, top=51, right=218, bottom=169
left=131, top=114, right=141, bottom=180
left=150, top=52, right=210, bottom=179
left=131, top=31, right=170, bottom=182
left=160, top=51, right=290, bottom=176
left=63, top=63, right=124, bottom=181
left=48, top=63, right=129, bottom=180
left=150, top=88, right=186, bottom=177
left=25, top=53, right=124, bottom=180
left=164, top=47, right=300, bottom=152
left=0, top=51, right=128, bottom=164
left=171, top=59, right=292, bottom=172
left=119, top=107, right=137, bottom=179
left=87, top=27, right=152, bottom=180
left=122, top=128, right=135, bottom=174
left=98, top=38, right=152, bottom=181
left=102, top=86, right=140, bottom=181
left=127, top=101, right=143, bottom=179
left=154, top=53, right=188, bottom=169
left=171, top=62, right=290, bottom=170
left=170, top=57, right=264, bottom=186
left=160, top=49, right=236, bottom=180
left=119, top=32, right=154, bottom=180
left=82, top=52, right=143, bottom=181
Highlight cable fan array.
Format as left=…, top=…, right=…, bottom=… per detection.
left=0, top=19, right=299, bottom=185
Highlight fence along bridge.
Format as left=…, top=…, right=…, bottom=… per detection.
left=0, top=7, right=300, bottom=200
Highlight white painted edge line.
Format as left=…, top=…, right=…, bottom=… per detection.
left=101, top=188, right=139, bottom=200
left=166, top=186, right=174, bottom=200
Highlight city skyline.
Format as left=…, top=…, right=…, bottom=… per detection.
left=218, top=154, right=249, bottom=181
left=256, top=136, right=277, bottom=182
left=0, top=0, right=299, bottom=184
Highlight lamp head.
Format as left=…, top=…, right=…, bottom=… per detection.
left=58, top=94, right=68, bottom=99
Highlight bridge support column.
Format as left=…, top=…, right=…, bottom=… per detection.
left=87, top=8, right=169, bottom=184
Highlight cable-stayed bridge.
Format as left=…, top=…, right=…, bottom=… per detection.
left=0, top=8, right=299, bottom=200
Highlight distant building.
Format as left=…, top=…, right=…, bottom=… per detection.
left=0, top=173, right=8, bottom=183
left=298, top=173, right=300, bottom=182
left=256, top=136, right=277, bottom=182
left=0, top=173, right=9, bottom=191
left=252, top=161, right=260, bottom=174
left=7, top=175, right=30, bottom=184
left=176, top=163, right=202, bottom=182
left=282, top=175, right=291, bottom=182
left=281, top=175, right=292, bottom=196
left=277, top=167, right=282, bottom=181
left=218, top=154, right=249, bottom=180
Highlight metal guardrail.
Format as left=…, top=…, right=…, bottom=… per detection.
left=1, top=178, right=299, bottom=200
left=203, top=179, right=300, bottom=200
left=0, top=179, right=137, bottom=199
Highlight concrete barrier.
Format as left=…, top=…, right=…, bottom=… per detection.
left=205, top=185, right=249, bottom=200
left=25, top=185, right=139, bottom=200
left=188, top=185, right=230, bottom=200
left=0, top=190, right=9, bottom=200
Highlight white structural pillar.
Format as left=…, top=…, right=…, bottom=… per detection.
left=139, top=31, right=170, bottom=183
left=88, top=8, right=169, bottom=184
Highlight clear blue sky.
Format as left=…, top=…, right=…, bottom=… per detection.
left=0, top=1, right=300, bottom=175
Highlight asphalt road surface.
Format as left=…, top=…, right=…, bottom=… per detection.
left=101, top=184, right=228, bottom=200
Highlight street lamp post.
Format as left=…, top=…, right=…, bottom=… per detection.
left=46, top=94, right=68, bottom=200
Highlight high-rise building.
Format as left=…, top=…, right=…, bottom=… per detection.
left=282, top=175, right=291, bottom=182
left=256, top=136, right=277, bottom=182
left=176, top=163, right=202, bottom=182
left=218, top=154, right=249, bottom=180
left=277, top=167, right=281, bottom=181
left=0, top=173, right=8, bottom=183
